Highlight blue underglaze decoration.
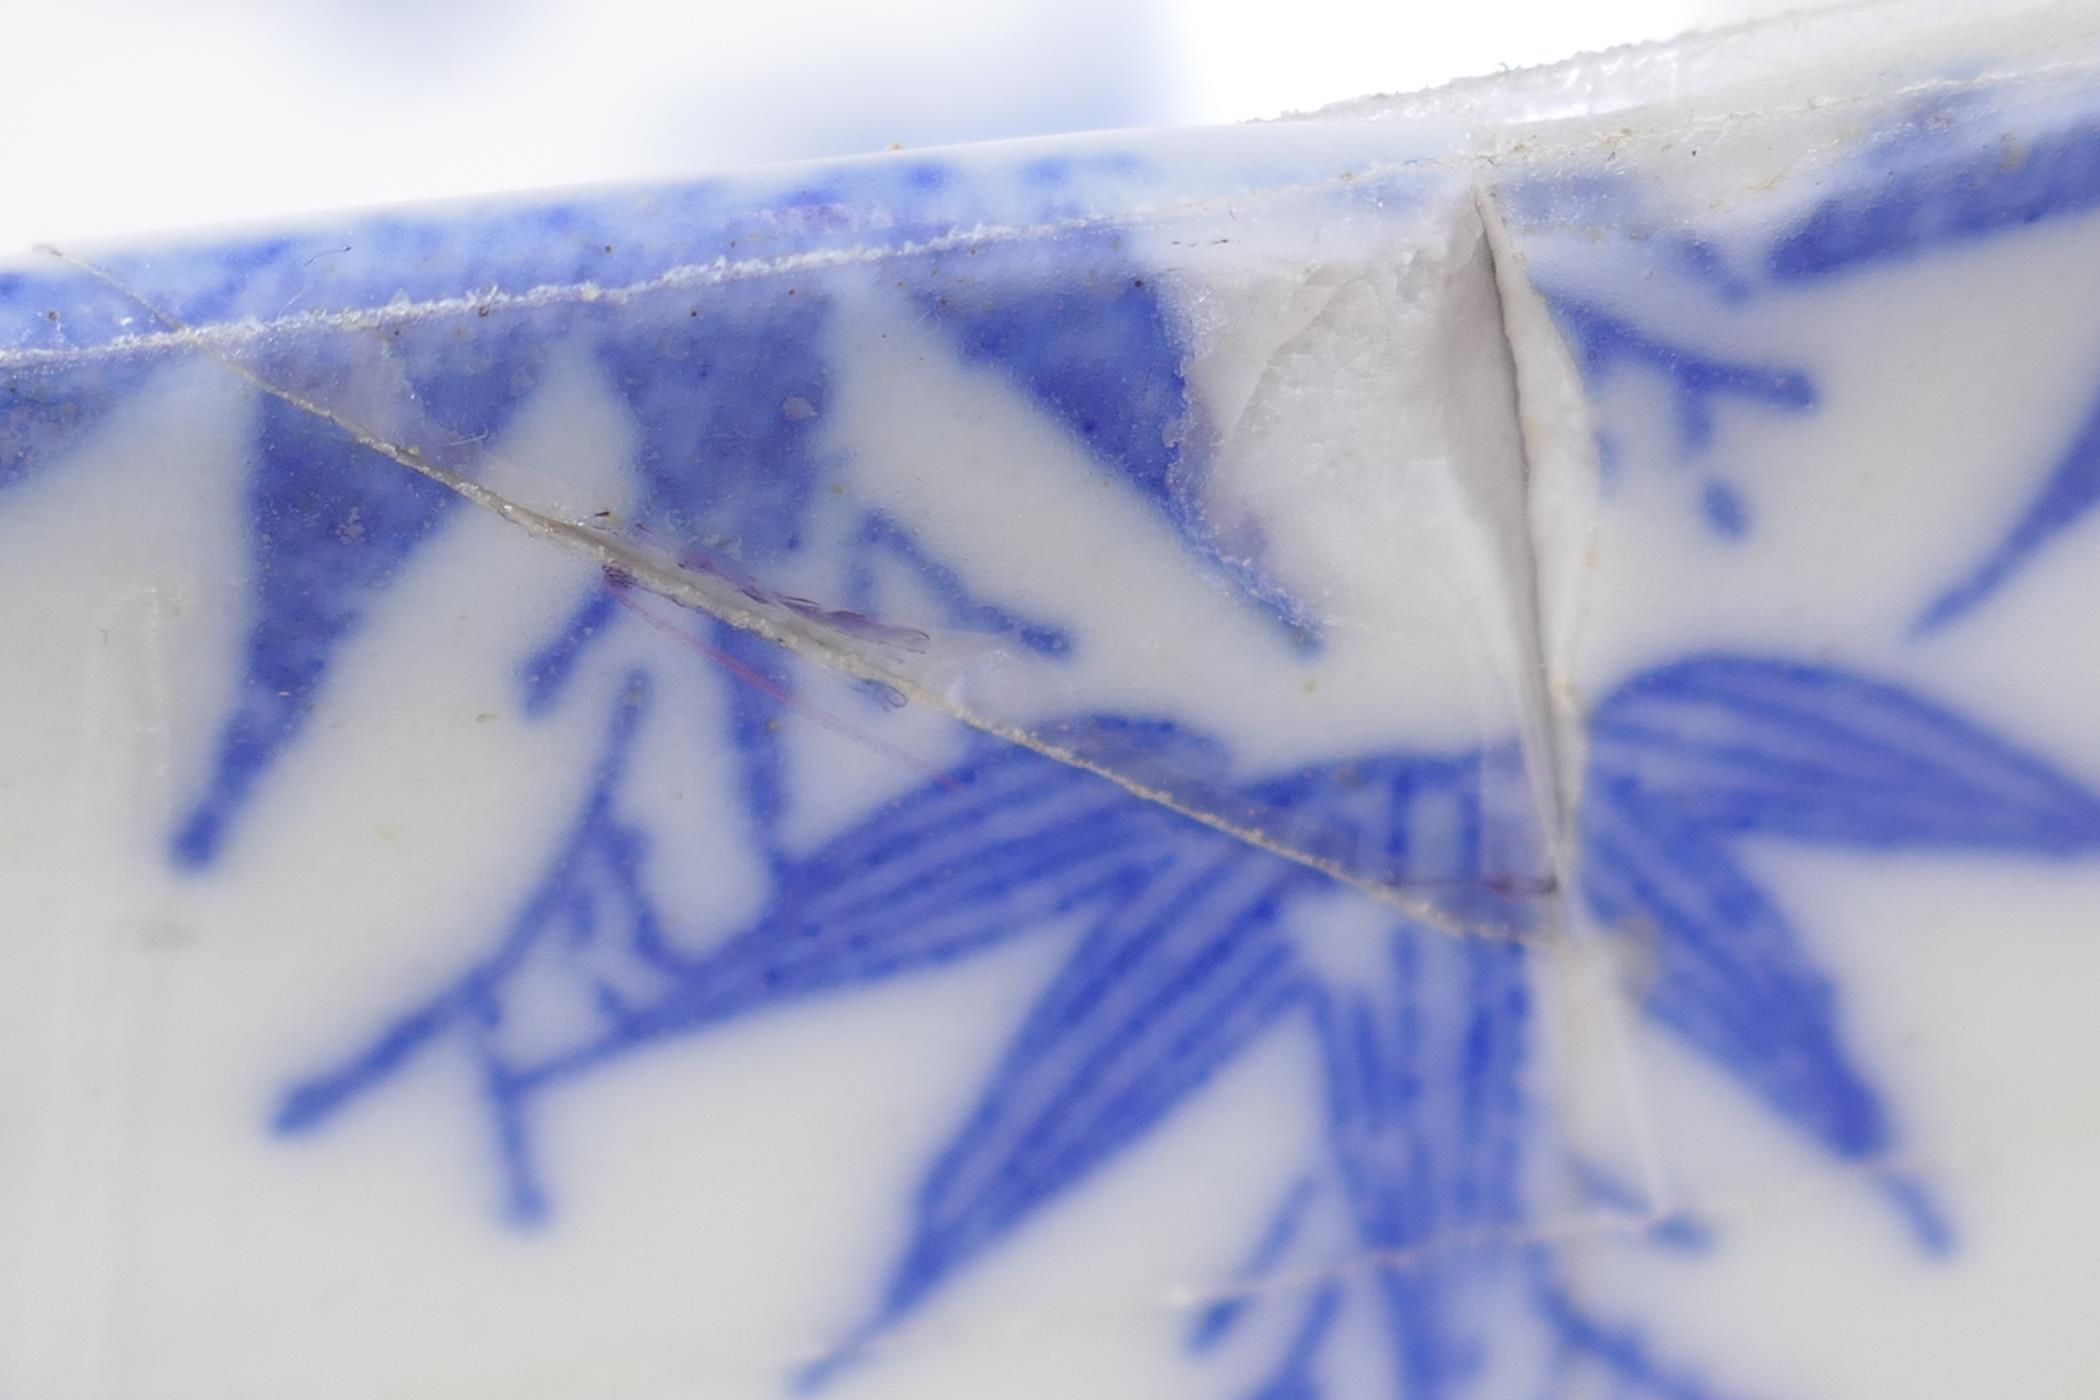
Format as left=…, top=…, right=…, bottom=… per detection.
left=1667, top=235, right=1756, bottom=305
left=1917, top=371, right=2100, bottom=632
left=1768, top=116, right=2100, bottom=281
left=907, top=233, right=1317, bottom=644
left=522, top=589, right=620, bottom=718
left=0, top=260, right=175, bottom=352
left=1588, top=655, right=2100, bottom=857
left=1759, top=106, right=2100, bottom=631
left=8, top=128, right=2097, bottom=1396
left=0, top=148, right=1184, bottom=352
left=593, top=288, right=834, bottom=560
left=266, top=639, right=2100, bottom=1397
left=0, top=357, right=157, bottom=498
left=1699, top=480, right=1749, bottom=538
left=1548, top=294, right=1817, bottom=457
left=1188, top=1176, right=1322, bottom=1351
left=504, top=281, right=1079, bottom=864
left=1586, top=654, right=2100, bottom=1249
left=1572, top=1162, right=1714, bottom=1253
left=1524, top=98, right=2100, bottom=578
left=844, top=512, right=1072, bottom=658
left=171, top=324, right=552, bottom=867
left=913, top=237, right=1184, bottom=486
left=274, top=670, right=664, bottom=1224
left=1497, top=173, right=1757, bottom=306
left=165, top=210, right=1102, bottom=870
left=1545, top=293, right=1816, bottom=537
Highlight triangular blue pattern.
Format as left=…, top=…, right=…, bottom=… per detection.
left=910, top=232, right=1316, bottom=640
left=171, top=322, right=554, bottom=867
left=1916, top=378, right=2100, bottom=632
left=0, top=357, right=158, bottom=496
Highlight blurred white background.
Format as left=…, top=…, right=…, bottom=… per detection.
left=2, top=0, right=1805, bottom=251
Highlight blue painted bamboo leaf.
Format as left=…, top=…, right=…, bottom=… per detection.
left=1355, top=746, right=1552, bottom=936
left=171, top=385, right=457, bottom=868
left=1581, top=787, right=1895, bottom=1166
left=272, top=673, right=662, bottom=1138
left=909, top=232, right=1188, bottom=505
left=1590, top=654, right=2100, bottom=854
left=592, top=287, right=833, bottom=558
left=172, top=324, right=552, bottom=868
left=1316, top=972, right=1468, bottom=1397
left=1544, top=295, right=1815, bottom=456
left=1188, top=1176, right=1323, bottom=1353
left=278, top=708, right=1212, bottom=1145
left=513, top=286, right=838, bottom=699
left=625, top=725, right=1216, bottom=1034
left=1528, top=1269, right=1737, bottom=1400
left=1307, top=930, right=1534, bottom=1400
left=1, top=357, right=158, bottom=496
left=808, top=839, right=1306, bottom=1386
left=1768, top=115, right=2100, bottom=281
left=1916, top=377, right=2100, bottom=632
left=905, top=232, right=1313, bottom=639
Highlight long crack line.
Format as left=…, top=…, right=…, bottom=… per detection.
left=37, top=241, right=1536, bottom=942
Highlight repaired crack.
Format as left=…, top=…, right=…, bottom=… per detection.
left=42, top=241, right=1551, bottom=941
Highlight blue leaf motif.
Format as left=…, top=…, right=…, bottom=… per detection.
left=1, top=357, right=157, bottom=496
left=1767, top=115, right=2100, bottom=281
left=643, top=720, right=1216, bottom=1018
left=1582, top=653, right=2100, bottom=1250
left=1538, top=295, right=1815, bottom=540
left=1757, top=108, right=2100, bottom=631
left=1590, top=654, right=2100, bottom=854
left=1545, top=295, right=1816, bottom=456
left=592, top=288, right=834, bottom=559
left=1581, top=792, right=1897, bottom=1165
left=253, top=639, right=2100, bottom=1395
left=1311, top=946, right=1504, bottom=1397
left=1916, top=376, right=2100, bottom=633
left=516, top=286, right=838, bottom=730
left=807, top=835, right=1307, bottom=1388
left=272, top=706, right=1217, bottom=1213
left=172, top=323, right=552, bottom=868
left=908, top=233, right=1315, bottom=641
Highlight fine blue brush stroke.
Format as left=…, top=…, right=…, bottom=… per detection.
left=268, top=645, right=2100, bottom=1398
left=1545, top=295, right=1817, bottom=456
left=1542, top=293, right=1815, bottom=538
left=1526, top=99, right=2100, bottom=579
left=1188, top=1176, right=1323, bottom=1352
left=170, top=323, right=552, bottom=867
left=1768, top=116, right=2100, bottom=281
left=1496, top=172, right=1757, bottom=306
left=167, top=205, right=1128, bottom=870
left=1761, top=106, right=2100, bottom=629
left=905, top=231, right=1318, bottom=644
left=1585, top=654, right=2100, bottom=1251
left=844, top=511, right=1072, bottom=658
left=0, top=356, right=159, bottom=497
left=1916, top=375, right=2100, bottom=632
left=1572, top=1161, right=1714, bottom=1253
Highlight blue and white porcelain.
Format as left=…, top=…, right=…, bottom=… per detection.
left=4, top=3, right=2099, bottom=1396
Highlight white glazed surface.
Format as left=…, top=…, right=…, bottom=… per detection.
left=4, top=4, right=2100, bottom=1397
